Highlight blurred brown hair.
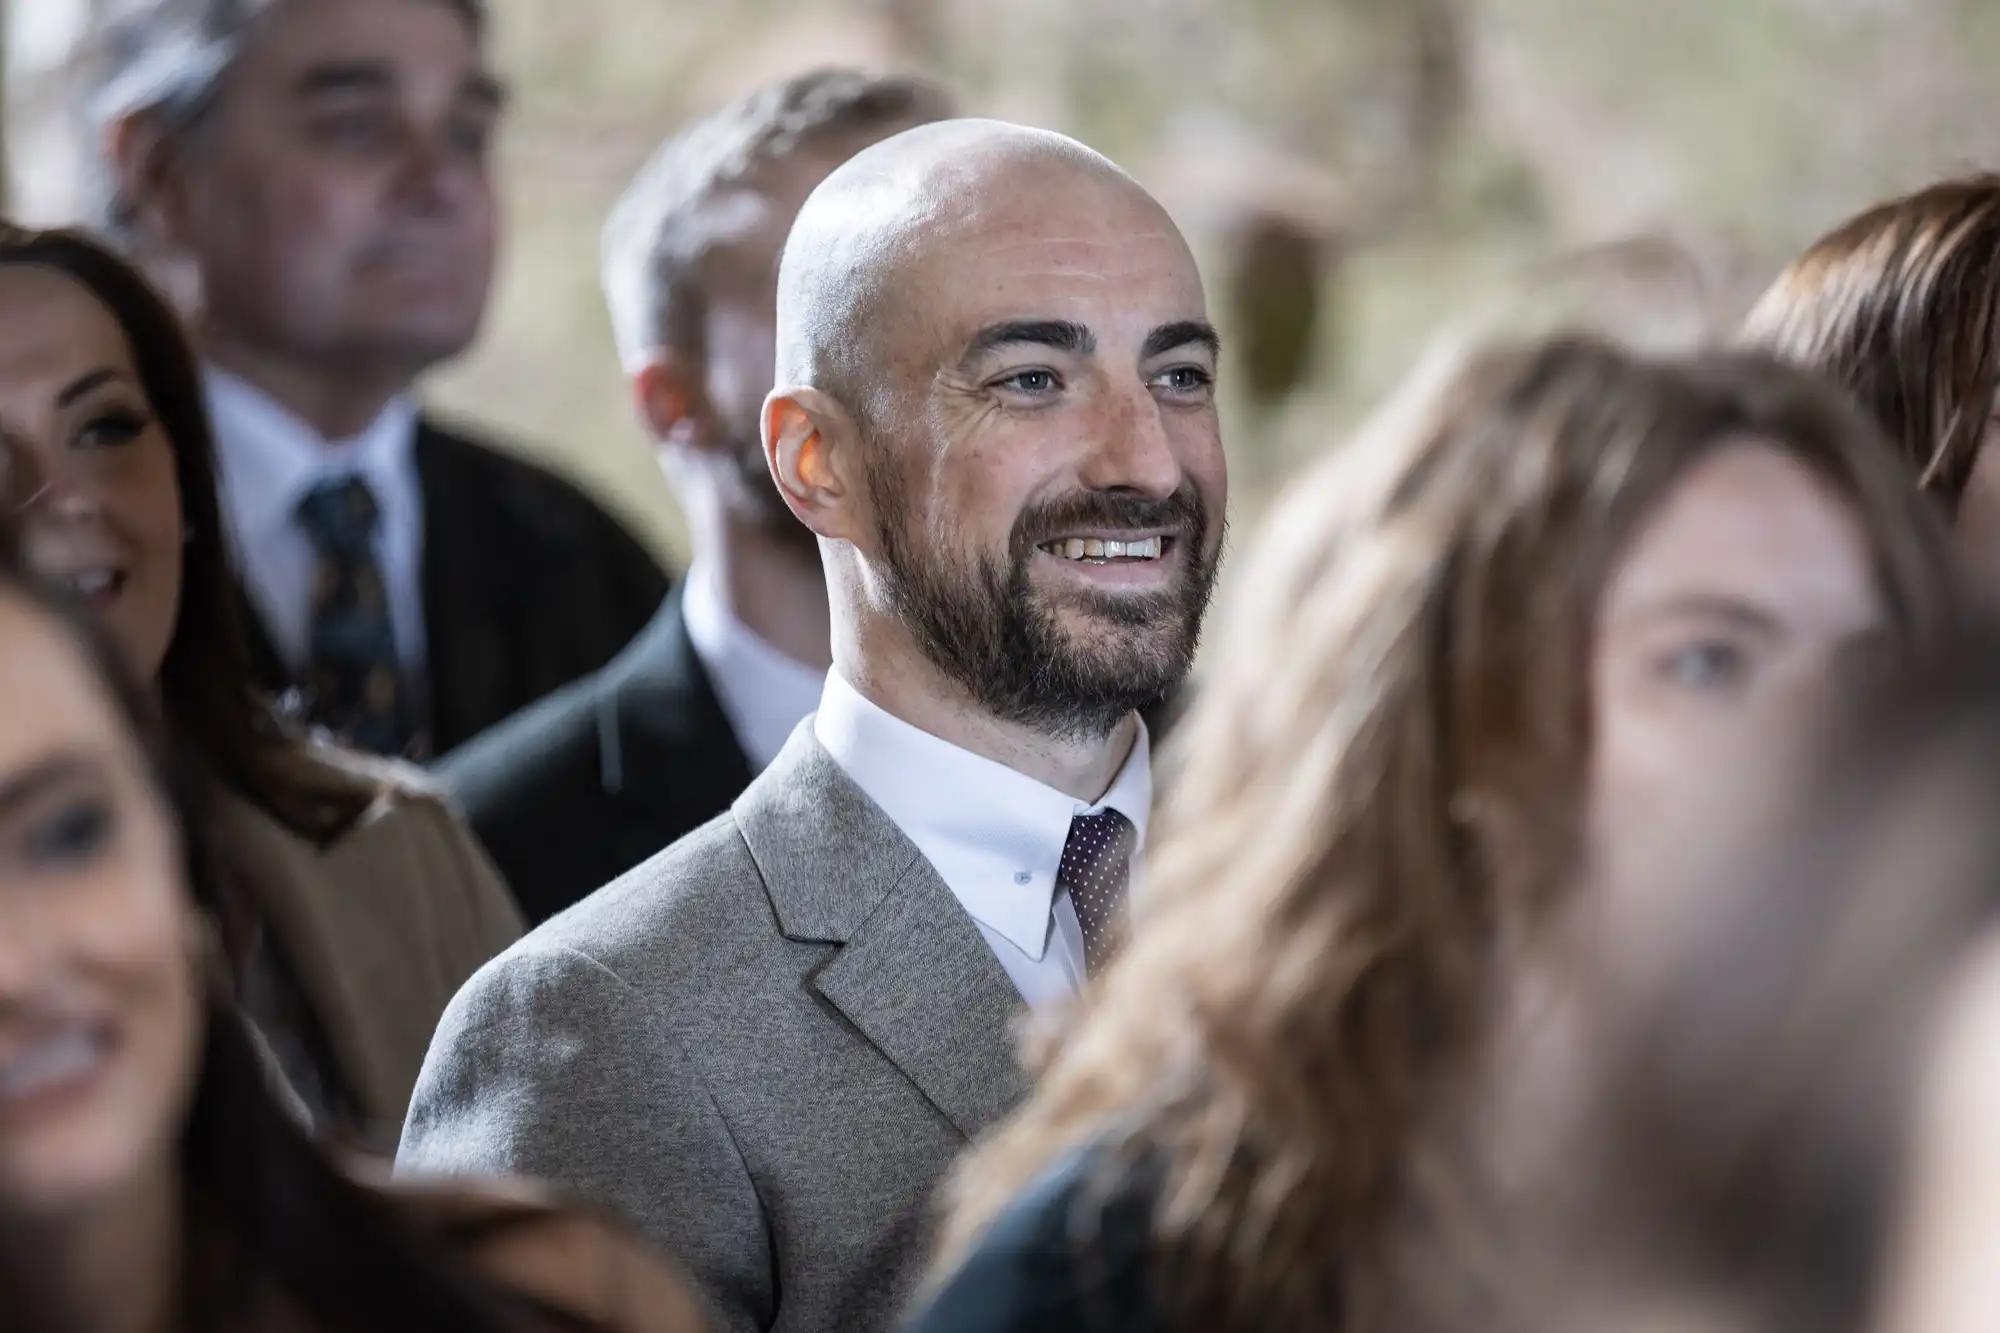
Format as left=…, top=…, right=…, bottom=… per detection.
left=1742, top=173, right=2000, bottom=511
left=931, top=335, right=1958, bottom=1333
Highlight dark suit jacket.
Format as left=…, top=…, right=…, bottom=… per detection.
left=901, top=1146, right=1162, bottom=1333
left=436, top=584, right=752, bottom=925
left=243, top=415, right=671, bottom=757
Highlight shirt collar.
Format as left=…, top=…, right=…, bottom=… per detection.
left=203, top=364, right=420, bottom=543
left=813, top=670, right=1152, bottom=961
left=680, top=559, right=828, bottom=770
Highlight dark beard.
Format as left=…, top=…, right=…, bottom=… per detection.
left=867, top=453, right=1221, bottom=742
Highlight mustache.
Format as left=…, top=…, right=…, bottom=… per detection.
left=1012, top=484, right=1209, bottom=553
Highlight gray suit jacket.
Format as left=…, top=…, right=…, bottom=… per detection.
left=396, top=726, right=1030, bottom=1333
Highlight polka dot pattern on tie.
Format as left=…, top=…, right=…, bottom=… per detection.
left=1059, top=808, right=1137, bottom=979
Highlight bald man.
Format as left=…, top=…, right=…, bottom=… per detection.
left=398, top=120, right=1228, bottom=1333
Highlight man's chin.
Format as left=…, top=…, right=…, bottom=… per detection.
left=345, top=307, right=484, bottom=368
left=1039, top=619, right=1197, bottom=696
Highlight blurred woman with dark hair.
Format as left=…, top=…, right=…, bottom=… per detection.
left=907, top=335, right=1959, bottom=1333
left=1742, top=175, right=2000, bottom=592
left=0, top=543, right=703, bottom=1333
left=0, top=223, right=519, bottom=1149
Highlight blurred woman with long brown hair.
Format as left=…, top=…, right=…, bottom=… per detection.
left=906, top=335, right=1960, bottom=1333
left=1742, top=174, right=2000, bottom=593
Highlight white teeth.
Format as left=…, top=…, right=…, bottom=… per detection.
left=64, top=571, right=115, bottom=596
left=1063, top=538, right=1086, bottom=560
left=1082, top=538, right=1105, bottom=558
left=0, top=1031, right=103, bottom=1100
left=1131, top=537, right=1162, bottom=559
left=1104, top=539, right=1127, bottom=558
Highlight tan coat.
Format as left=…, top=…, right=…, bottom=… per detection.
left=219, top=777, right=523, bottom=1146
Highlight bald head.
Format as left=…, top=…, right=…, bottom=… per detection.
left=774, top=119, right=1192, bottom=415
left=761, top=116, right=1225, bottom=757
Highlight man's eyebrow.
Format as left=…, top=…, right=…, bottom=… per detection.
left=290, top=64, right=508, bottom=113
left=1141, top=320, right=1222, bottom=361
left=960, top=320, right=1097, bottom=364
left=292, top=61, right=396, bottom=99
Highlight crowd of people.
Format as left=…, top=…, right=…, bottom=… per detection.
left=5, top=2, right=2000, bottom=1332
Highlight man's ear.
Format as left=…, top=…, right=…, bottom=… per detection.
left=105, top=112, right=192, bottom=252
left=764, top=386, right=864, bottom=542
left=633, top=354, right=703, bottom=449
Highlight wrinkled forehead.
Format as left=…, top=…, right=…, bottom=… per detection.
left=886, top=168, right=1207, bottom=358
left=232, top=0, right=490, bottom=95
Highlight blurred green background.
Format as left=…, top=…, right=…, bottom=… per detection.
left=11, top=0, right=2000, bottom=566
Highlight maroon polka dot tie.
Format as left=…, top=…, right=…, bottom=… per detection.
left=1059, top=808, right=1137, bottom=978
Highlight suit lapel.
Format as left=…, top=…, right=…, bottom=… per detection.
left=414, top=421, right=515, bottom=751
left=735, top=733, right=1030, bottom=1141
left=811, top=870, right=1032, bottom=1140
left=601, top=587, right=754, bottom=817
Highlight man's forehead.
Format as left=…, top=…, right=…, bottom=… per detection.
left=916, top=226, right=1205, bottom=332
left=245, top=0, right=484, bottom=82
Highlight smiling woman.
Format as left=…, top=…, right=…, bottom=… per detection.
left=0, top=223, right=522, bottom=1150
left=0, top=550, right=703, bottom=1333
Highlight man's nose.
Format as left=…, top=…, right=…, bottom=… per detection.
left=1076, top=382, right=1182, bottom=500
left=395, top=137, right=481, bottom=214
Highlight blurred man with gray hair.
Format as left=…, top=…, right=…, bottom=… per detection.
left=439, top=67, right=952, bottom=923
left=87, top=0, right=668, bottom=759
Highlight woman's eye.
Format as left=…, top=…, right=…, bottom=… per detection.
left=20, top=798, right=113, bottom=867
left=994, top=369, right=1060, bottom=396
left=1660, top=640, right=1749, bottom=691
left=74, top=410, right=149, bottom=451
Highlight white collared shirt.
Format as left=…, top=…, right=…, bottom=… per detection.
left=680, top=559, right=827, bottom=771
left=814, top=671, right=1152, bottom=1012
left=204, top=366, right=427, bottom=683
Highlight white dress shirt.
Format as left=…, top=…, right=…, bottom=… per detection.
left=680, top=559, right=828, bottom=771
left=814, top=671, right=1152, bottom=1012
left=204, top=366, right=428, bottom=684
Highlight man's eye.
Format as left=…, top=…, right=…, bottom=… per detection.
left=1156, top=366, right=1213, bottom=393
left=313, top=111, right=394, bottom=148
left=995, top=369, right=1060, bottom=395
left=448, top=116, right=495, bottom=158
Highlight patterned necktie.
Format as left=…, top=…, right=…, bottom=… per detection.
left=295, top=476, right=416, bottom=757
left=1059, top=808, right=1137, bottom=978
